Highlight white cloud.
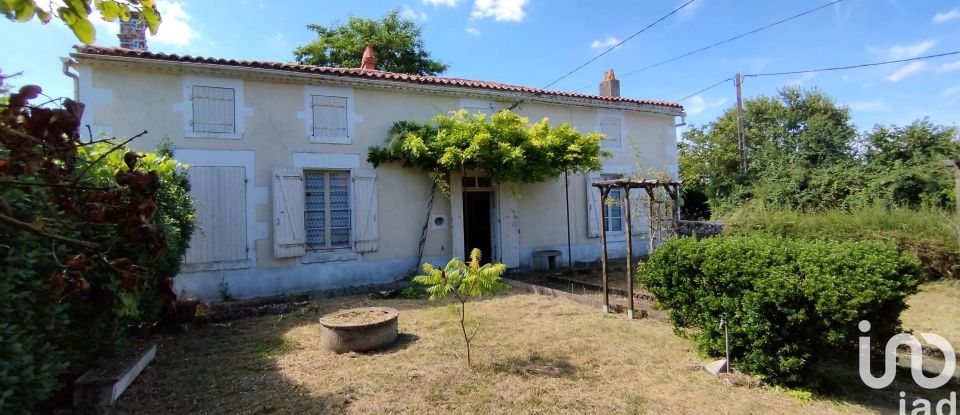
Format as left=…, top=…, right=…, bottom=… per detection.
left=686, top=96, right=705, bottom=115
left=465, top=27, right=481, bottom=36
left=870, top=39, right=937, bottom=60
left=590, top=37, right=619, bottom=50
left=937, top=60, right=960, bottom=73
left=785, top=72, right=816, bottom=87
left=676, top=0, right=703, bottom=21
left=471, top=0, right=528, bottom=22
left=684, top=95, right=727, bottom=116
left=400, top=6, right=428, bottom=21
left=941, top=85, right=960, bottom=97
left=423, top=0, right=459, bottom=5
left=150, top=1, right=200, bottom=46
left=88, top=0, right=198, bottom=47
left=270, top=32, right=286, bottom=48
left=933, top=8, right=960, bottom=23
left=885, top=61, right=928, bottom=82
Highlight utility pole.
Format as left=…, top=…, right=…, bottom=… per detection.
left=943, top=158, right=960, bottom=248
left=735, top=73, right=747, bottom=174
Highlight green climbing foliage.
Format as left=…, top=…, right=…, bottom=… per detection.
left=368, top=110, right=609, bottom=191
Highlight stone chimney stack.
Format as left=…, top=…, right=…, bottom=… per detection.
left=599, top=69, right=620, bottom=97
left=118, top=11, right=147, bottom=50
left=360, top=44, right=377, bottom=71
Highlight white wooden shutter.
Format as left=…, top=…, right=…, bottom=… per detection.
left=216, top=167, right=248, bottom=260
left=185, top=166, right=247, bottom=264
left=312, top=95, right=348, bottom=137
left=192, top=86, right=235, bottom=133
left=352, top=169, right=378, bottom=252
left=600, top=117, right=622, bottom=148
left=585, top=172, right=601, bottom=238
left=273, top=167, right=305, bottom=258
left=185, top=167, right=216, bottom=264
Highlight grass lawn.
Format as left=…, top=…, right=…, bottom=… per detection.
left=901, top=279, right=960, bottom=347
left=111, top=291, right=955, bottom=414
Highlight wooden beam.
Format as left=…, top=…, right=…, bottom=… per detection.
left=599, top=187, right=610, bottom=314
left=623, top=186, right=635, bottom=319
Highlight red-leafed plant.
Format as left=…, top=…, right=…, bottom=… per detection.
left=0, top=82, right=194, bottom=412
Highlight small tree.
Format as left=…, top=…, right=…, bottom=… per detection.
left=414, top=248, right=509, bottom=365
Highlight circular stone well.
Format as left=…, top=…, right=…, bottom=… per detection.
left=319, top=307, right=399, bottom=353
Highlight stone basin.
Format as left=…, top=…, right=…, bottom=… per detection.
left=319, top=306, right=399, bottom=353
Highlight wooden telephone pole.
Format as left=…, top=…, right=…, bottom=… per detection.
left=944, top=159, right=960, bottom=248
left=735, top=73, right=747, bottom=174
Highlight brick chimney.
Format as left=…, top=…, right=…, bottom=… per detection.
left=599, top=69, right=620, bottom=97
left=118, top=11, right=147, bottom=50
left=360, top=44, right=376, bottom=71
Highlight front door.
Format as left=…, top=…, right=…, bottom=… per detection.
left=463, top=190, right=493, bottom=263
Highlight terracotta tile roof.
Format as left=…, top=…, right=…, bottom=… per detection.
left=72, top=45, right=683, bottom=111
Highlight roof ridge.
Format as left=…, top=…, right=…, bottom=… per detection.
left=71, top=45, right=683, bottom=110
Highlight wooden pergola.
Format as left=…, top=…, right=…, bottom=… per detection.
left=591, top=178, right=681, bottom=319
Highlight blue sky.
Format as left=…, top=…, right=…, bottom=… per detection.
left=2, top=0, right=959, bottom=133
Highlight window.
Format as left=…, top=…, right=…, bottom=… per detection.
left=604, top=187, right=624, bottom=232
left=304, top=170, right=351, bottom=250
left=600, top=116, right=622, bottom=149
left=192, top=86, right=236, bottom=134
left=311, top=95, right=348, bottom=138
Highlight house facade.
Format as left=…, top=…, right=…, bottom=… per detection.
left=68, top=45, right=685, bottom=301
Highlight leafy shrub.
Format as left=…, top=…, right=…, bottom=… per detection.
left=399, top=284, right=427, bottom=299
left=1, top=85, right=194, bottom=412
left=722, top=204, right=958, bottom=279
left=77, top=142, right=196, bottom=323
left=638, top=235, right=920, bottom=384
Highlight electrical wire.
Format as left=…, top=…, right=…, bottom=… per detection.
left=506, top=0, right=697, bottom=110
left=675, top=77, right=733, bottom=102
left=571, top=0, right=845, bottom=92
left=540, top=0, right=697, bottom=91
left=743, top=50, right=960, bottom=77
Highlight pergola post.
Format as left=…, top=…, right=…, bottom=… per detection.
left=644, top=186, right=656, bottom=256
left=669, top=184, right=680, bottom=236
left=592, top=177, right=682, bottom=319
left=623, top=185, right=635, bottom=319
left=599, top=186, right=610, bottom=314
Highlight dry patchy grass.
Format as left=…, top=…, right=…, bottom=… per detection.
left=902, top=280, right=960, bottom=347
left=112, top=293, right=935, bottom=414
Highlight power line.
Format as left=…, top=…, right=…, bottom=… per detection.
left=743, top=50, right=960, bottom=77
left=571, top=0, right=845, bottom=92
left=539, top=0, right=697, bottom=91
left=675, top=77, right=732, bottom=102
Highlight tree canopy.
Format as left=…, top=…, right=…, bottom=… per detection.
left=680, top=86, right=959, bottom=217
left=368, top=110, right=608, bottom=189
left=293, top=10, right=448, bottom=76
left=1, top=0, right=160, bottom=44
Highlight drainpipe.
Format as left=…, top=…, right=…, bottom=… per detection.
left=674, top=114, right=686, bottom=127
left=61, top=57, right=79, bottom=100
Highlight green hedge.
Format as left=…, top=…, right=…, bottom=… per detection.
left=638, top=235, right=920, bottom=384
left=722, top=204, right=958, bottom=280
left=0, top=143, right=194, bottom=413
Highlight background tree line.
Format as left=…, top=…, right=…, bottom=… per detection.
left=680, top=86, right=958, bottom=218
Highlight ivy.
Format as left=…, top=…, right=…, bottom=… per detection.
left=367, top=110, right=609, bottom=189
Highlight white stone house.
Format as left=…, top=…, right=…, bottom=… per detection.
left=67, top=45, right=685, bottom=301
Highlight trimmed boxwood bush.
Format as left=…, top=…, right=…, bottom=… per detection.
left=638, top=235, right=920, bottom=384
